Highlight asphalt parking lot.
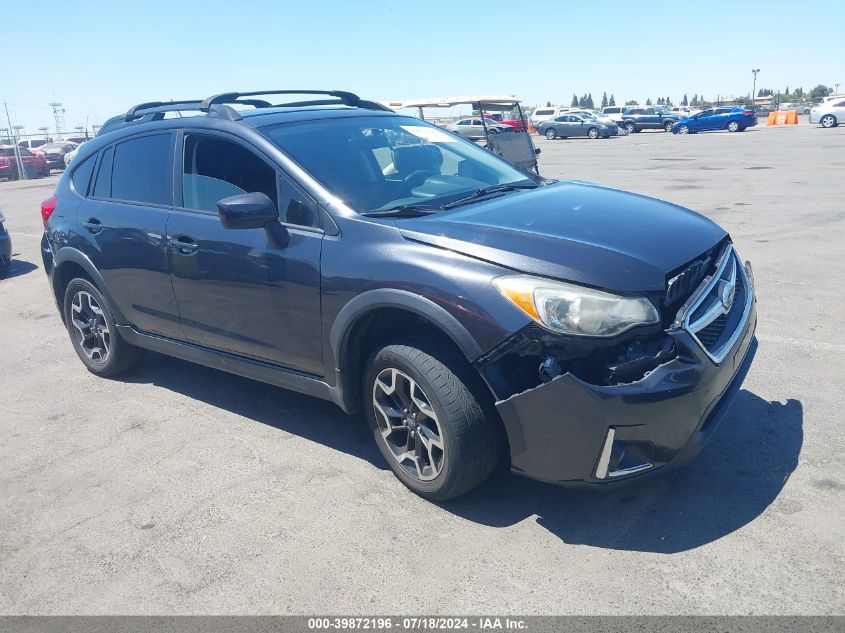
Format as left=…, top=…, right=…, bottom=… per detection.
left=1, top=123, right=843, bottom=615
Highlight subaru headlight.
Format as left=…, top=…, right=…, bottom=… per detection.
left=493, top=275, right=659, bottom=337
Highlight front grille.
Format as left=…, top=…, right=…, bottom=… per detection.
left=666, top=254, right=713, bottom=307
left=682, top=245, right=751, bottom=362
left=695, top=313, right=727, bottom=348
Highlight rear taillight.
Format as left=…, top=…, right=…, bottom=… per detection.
left=41, top=195, right=58, bottom=226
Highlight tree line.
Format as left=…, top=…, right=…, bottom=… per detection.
left=540, top=83, right=837, bottom=112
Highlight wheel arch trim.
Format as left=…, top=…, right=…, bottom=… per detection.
left=52, top=247, right=128, bottom=324
left=330, top=289, right=484, bottom=369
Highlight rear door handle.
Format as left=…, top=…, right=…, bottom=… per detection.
left=168, top=235, right=198, bottom=254
left=82, top=218, right=103, bottom=234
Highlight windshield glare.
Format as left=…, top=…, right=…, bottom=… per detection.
left=263, top=115, right=534, bottom=214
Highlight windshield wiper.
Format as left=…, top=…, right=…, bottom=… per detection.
left=441, top=182, right=539, bottom=210
left=360, top=204, right=442, bottom=218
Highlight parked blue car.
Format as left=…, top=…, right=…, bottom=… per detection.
left=672, top=106, right=758, bottom=134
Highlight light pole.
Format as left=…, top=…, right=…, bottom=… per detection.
left=752, top=68, right=760, bottom=104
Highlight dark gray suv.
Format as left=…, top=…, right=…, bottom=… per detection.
left=40, top=90, right=757, bottom=500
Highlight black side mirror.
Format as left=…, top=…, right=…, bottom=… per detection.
left=217, top=192, right=278, bottom=229
left=217, top=192, right=290, bottom=248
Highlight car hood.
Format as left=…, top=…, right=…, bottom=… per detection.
left=398, top=181, right=727, bottom=293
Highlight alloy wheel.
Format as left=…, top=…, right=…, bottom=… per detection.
left=679, top=125, right=690, bottom=134
left=372, top=367, right=445, bottom=482
left=728, top=121, right=740, bottom=132
left=821, top=115, right=836, bottom=128
left=70, top=290, right=111, bottom=363
left=545, top=129, right=556, bottom=139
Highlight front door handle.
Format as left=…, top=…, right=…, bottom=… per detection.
left=168, top=235, right=198, bottom=254
left=82, top=218, right=103, bottom=234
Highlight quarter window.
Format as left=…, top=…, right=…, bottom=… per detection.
left=111, top=134, right=173, bottom=205
left=278, top=174, right=318, bottom=228
left=182, top=135, right=277, bottom=213
left=71, top=154, right=96, bottom=196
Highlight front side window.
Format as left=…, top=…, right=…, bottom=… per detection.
left=182, top=135, right=276, bottom=213
left=111, top=134, right=173, bottom=205
left=262, top=115, right=535, bottom=214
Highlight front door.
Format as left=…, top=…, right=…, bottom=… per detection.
left=167, top=132, right=324, bottom=375
left=75, top=133, right=184, bottom=340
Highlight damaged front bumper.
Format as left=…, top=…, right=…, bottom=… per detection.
left=491, top=273, right=757, bottom=487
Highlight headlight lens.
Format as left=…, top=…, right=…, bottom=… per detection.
left=493, top=275, right=659, bottom=337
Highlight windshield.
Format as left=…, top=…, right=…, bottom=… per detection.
left=262, top=115, right=535, bottom=214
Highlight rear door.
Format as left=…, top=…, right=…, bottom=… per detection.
left=75, top=133, right=183, bottom=339
left=166, top=131, right=324, bottom=374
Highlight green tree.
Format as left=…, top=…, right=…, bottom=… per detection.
left=645, top=97, right=652, bottom=106
left=810, top=84, right=832, bottom=99
left=625, top=99, right=638, bottom=106
left=586, top=93, right=595, bottom=109
left=666, top=95, right=672, bottom=106
left=601, top=92, right=608, bottom=109
left=682, top=94, right=688, bottom=106
left=657, top=97, right=664, bottom=105
left=571, top=94, right=579, bottom=107
left=546, top=100, right=552, bottom=107
left=609, top=94, right=616, bottom=106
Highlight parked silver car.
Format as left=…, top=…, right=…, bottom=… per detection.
left=539, top=114, right=617, bottom=139
left=443, top=117, right=513, bottom=139
left=566, top=110, right=621, bottom=133
left=809, top=98, right=845, bottom=128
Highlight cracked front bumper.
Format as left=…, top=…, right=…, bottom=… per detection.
left=495, top=300, right=757, bottom=487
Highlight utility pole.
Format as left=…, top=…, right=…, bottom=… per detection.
left=3, top=101, right=26, bottom=180
left=751, top=69, right=760, bottom=103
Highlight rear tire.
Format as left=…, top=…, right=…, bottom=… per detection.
left=545, top=128, right=557, bottom=140
left=663, top=120, right=674, bottom=132
left=820, top=114, right=837, bottom=128
left=363, top=340, right=502, bottom=501
left=727, top=120, right=741, bottom=132
left=63, top=278, right=142, bottom=377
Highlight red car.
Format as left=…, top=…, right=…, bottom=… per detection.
left=482, top=112, right=528, bottom=132
left=0, top=145, right=50, bottom=179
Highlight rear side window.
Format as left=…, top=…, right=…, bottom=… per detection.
left=111, top=134, right=173, bottom=206
left=534, top=109, right=554, bottom=116
left=92, top=146, right=113, bottom=198
left=71, top=154, right=96, bottom=196
left=182, top=135, right=277, bottom=213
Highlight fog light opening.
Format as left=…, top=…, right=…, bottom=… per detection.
left=595, top=430, right=655, bottom=480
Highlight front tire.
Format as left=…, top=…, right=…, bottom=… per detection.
left=624, top=122, right=636, bottom=134
left=678, top=124, right=690, bottom=134
left=364, top=341, right=502, bottom=501
left=545, top=128, right=557, bottom=140
left=63, top=278, right=141, bottom=377
left=727, top=120, right=741, bottom=132
left=820, top=114, right=837, bottom=128
left=587, top=127, right=600, bottom=139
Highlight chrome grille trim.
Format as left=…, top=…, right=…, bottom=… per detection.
left=682, top=244, right=753, bottom=364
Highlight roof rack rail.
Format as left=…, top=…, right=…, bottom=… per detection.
left=125, top=100, right=203, bottom=121
left=200, top=90, right=362, bottom=111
